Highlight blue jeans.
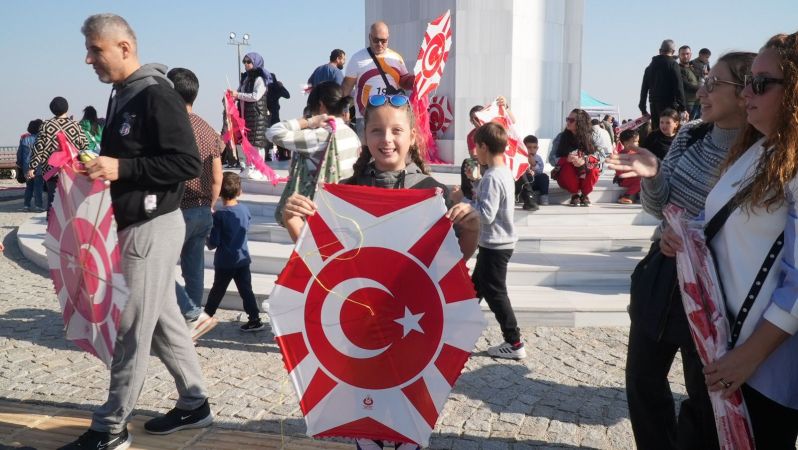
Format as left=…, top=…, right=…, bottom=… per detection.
left=175, top=206, right=213, bottom=320
left=24, top=174, right=44, bottom=208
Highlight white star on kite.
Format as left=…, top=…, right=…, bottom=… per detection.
left=66, top=254, right=77, bottom=271
left=394, top=307, right=424, bottom=338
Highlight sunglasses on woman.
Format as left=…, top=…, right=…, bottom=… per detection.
left=242, top=59, right=253, bottom=64
left=704, top=76, right=743, bottom=93
left=368, top=94, right=409, bottom=107
left=565, top=117, right=576, bottom=123
left=744, top=74, right=784, bottom=95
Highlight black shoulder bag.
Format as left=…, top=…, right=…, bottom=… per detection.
left=703, top=193, right=785, bottom=349
left=366, top=48, right=402, bottom=96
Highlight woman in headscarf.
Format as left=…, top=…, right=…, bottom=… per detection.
left=228, top=51, right=271, bottom=176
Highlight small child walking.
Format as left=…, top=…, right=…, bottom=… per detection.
left=192, top=172, right=264, bottom=340
left=468, top=122, right=526, bottom=359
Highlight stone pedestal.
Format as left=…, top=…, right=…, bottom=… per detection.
left=366, top=0, right=584, bottom=164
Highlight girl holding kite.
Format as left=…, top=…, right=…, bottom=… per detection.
left=281, top=93, right=480, bottom=450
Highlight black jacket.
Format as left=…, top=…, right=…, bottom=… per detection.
left=239, top=68, right=270, bottom=148
left=642, top=129, right=675, bottom=160
left=639, top=55, right=687, bottom=113
left=101, top=63, right=201, bottom=230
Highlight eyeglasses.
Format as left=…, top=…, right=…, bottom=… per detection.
left=704, top=76, right=743, bottom=93
left=744, top=74, right=784, bottom=95
left=370, top=36, right=388, bottom=45
left=242, top=59, right=253, bottom=64
left=565, top=117, right=576, bottom=123
left=368, top=94, right=409, bottom=107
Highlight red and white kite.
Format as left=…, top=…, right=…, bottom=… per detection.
left=428, top=96, right=453, bottom=136
left=43, top=132, right=129, bottom=368
left=474, top=101, right=530, bottom=180
left=663, top=206, right=755, bottom=449
left=269, top=184, right=485, bottom=447
left=411, top=10, right=453, bottom=164
left=412, top=10, right=452, bottom=99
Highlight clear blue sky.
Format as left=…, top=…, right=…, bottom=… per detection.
left=0, top=0, right=796, bottom=144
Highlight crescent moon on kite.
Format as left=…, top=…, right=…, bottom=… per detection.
left=319, top=278, right=394, bottom=359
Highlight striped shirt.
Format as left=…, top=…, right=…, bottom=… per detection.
left=468, top=165, right=517, bottom=249
left=266, top=117, right=360, bottom=181
left=641, top=121, right=740, bottom=223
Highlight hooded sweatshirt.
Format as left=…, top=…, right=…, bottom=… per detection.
left=101, top=63, right=201, bottom=230
left=344, top=161, right=452, bottom=208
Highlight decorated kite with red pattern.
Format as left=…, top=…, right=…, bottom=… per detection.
left=428, top=96, right=453, bottom=136
left=268, top=184, right=485, bottom=447
left=43, top=132, right=129, bottom=368
left=413, top=10, right=452, bottom=99
left=664, top=205, right=755, bottom=450
left=474, top=101, right=530, bottom=181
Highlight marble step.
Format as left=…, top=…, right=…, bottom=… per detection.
left=16, top=216, right=632, bottom=327
left=237, top=167, right=638, bottom=205
left=191, top=270, right=630, bottom=327
left=247, top=220, right=654, bottom=253
left=204, top=241, right=642, bottom=288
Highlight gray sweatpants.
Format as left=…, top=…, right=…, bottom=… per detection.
left=92, top=210, right=208, bottom=433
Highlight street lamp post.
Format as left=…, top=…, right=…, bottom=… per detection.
left=227, top=32, right=250, bottom=83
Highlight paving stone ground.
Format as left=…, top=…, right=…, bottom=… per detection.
left=0, top=181, right=688, bottom=449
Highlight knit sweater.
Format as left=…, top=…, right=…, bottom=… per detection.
left=641, top=121, right=740, bottom=225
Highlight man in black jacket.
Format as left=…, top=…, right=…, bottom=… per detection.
left=60, top=13, right=212, bottom=450
left=639, top=39, right=687, bottom=129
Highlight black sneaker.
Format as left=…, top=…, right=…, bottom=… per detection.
left=240, top=319, right=266, bottom=332
left=143, top=399, right=213, bottom=435
left=569, top=194, right=580, bottom=207
left=57, top=428, right=131, bottom=450
left=579, top=194, right=591, bottom=207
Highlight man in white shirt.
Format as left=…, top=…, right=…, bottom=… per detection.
left=340, top=21, right=414, bottom=136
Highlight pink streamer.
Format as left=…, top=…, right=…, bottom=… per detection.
left=411, top=94, right=445, bottom=164
left=223, top=91, right=286, bottom=185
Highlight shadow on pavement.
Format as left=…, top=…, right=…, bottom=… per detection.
left=455, top=362, right=631, bottom=427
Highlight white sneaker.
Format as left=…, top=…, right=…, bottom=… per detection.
left=487, top=342, right=527, bottom=360
left=246, top=168, right=268, bottom=181
left=190, top=312, right=218, bottom=341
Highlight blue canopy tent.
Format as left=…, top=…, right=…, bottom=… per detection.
left=580, top=90, right=620, bottom=121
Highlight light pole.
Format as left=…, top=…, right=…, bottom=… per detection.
left=228, top=32, right=250, bottom=83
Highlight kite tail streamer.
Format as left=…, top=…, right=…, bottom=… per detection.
left=411, top=94, right=445, bottom=164
left=222, top=91, right=286, bottom=185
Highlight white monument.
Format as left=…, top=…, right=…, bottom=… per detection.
left=365, top=0, right=584, bottom=164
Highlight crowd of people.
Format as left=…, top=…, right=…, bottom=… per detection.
left=7, top=10, right=798, bottom=450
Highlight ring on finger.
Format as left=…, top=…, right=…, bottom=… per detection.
left=719, top=378, right=732, bottom=389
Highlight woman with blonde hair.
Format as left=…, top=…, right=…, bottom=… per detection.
left=698, top=32, right=798, bottom=447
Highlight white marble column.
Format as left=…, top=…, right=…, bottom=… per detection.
left=366, top=0, right=584, bottom=164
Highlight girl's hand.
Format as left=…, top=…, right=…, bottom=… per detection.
left=446, top=203, right=478, bottom=232
left=703, top=346, right=760, bottom=398
left=658, top=224, right=683, bottom=257
left=306, top=114, right=330, bottom=129
left=449, top=186, right=464, bottom=204
left=606, top=147, right=659, bottom=178
left=283, top=194, right=317, bottom=220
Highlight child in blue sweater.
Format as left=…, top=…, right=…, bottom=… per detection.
left=191, top=172, right=264, bottom=339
